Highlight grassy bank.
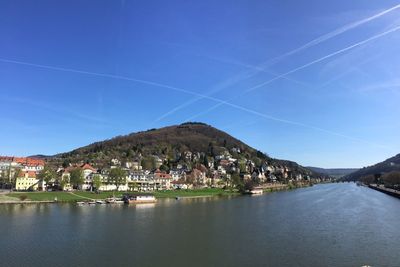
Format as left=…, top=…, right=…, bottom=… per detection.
left=153, top=188, right=238, bottom=198
left=5, top=188, right=238, bottom=203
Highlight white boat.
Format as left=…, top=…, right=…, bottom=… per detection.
left=123, top=194, right=157, bottom=204
left=106, top=198, right=124, bottom=204
left=96, top=200, right=106, bottom=205
left=250, top=187, right=264, bottom=195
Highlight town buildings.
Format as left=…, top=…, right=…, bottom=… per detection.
left=1, top=149, right=315, bottom=192
left=0, top=156, right=45, bottom=190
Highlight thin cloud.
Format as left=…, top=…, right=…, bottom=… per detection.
left=154, top=3, right=400, bottom=122
left=1, top=96, right=109, bottom=125
left=359, top=81, right=400, bottom=92
left=2, top=27, right=399, bottom=150
left=186, top=25, right=400, bottom=121
left=263, top=3, right=400, bottom=66
left=153, top=64, right=257, bottom=122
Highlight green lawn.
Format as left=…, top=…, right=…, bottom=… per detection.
left=0, top=194, right=20, bottom=202
left=6, top=188, right=238, bottom=202
left=8, top=192, right=82, bottom=202
left=153, top=188, right=238, bottom=198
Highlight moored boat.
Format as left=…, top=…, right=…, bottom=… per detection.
left=249, top=187, right=263, bottom=195
left=106, top=197, right=124, bottom=204
left=123, top=194, right=157, bottom=204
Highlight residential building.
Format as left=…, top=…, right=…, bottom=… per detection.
left=15, top=171, right=39, bottom=191
left=0, top=156, right=44, bottom=178
left=169, top=169, right=186, bottom=181
left=154, top=169, right=172, bottom=190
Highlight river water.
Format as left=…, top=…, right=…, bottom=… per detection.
left=0, top=183, right=399, bottom=267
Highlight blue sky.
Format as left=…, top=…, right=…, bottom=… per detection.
left=1, top=0, right=400, bottom=168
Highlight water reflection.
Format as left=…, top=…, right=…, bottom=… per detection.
left=127, top=203, right=156, bottom=209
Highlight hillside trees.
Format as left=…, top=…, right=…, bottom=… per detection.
left=141, top=156, right=156, bottom=171
left=382, top=171, right=400, bottom=186
left=360, top=174, right=376, bottom=184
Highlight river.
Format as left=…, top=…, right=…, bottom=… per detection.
left=0, top=183, right=399, bottom=267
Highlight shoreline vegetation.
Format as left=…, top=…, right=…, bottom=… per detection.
left=0, top=183, right=312, bottom=204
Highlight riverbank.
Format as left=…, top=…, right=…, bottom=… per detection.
left=1, top=183, right=315, bottom=204
left=368, top=184, right=400, bottom=199
left=2, top=188, right=239, bottom=203
left=261, top=182, right=312, bottom=192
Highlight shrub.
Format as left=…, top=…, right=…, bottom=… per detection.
left=19, top=195, right=28, bottom=201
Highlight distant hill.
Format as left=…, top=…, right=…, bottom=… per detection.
left=49, top=122, right=316, bottom=177
left=28, top=154, right=52, bottom=159
left=307, top=167, right=359, bottom=178
left=342, top=153, right=400, bottom=181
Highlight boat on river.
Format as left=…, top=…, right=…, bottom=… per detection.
left=249, top=187, right=264, bottom=195
left=106, top=197, right=124, bottom=204
left=123, top=194, right=157, bottom=204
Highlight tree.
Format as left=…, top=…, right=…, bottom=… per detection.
left=60, top=174, right=69, bottom=190
left=108, top=167, right=127, bottom=191
left=10, top=168, right=21, bottom=188
left=360, top=174, right=375, bottom=185
left=252, top=157, right=262, bottom=168
left=141, top=156, right=156, bottom=170
left=238, top=160, right=247, bottom=173
left=203, top=156, right=209, bottom=168
left=382, top=171, right=400, bottom=186
left=128, top=181, right=138, bottom=191
left=244, top=179, right=256, bottom=192
left=62, top=159, right=70, bottom=168
left=70, top=168, right=84, bottom=189
left=159, top=164, right=169, bottom=172
left=92, top=174, right=102, bottom=191
left=231, top=173, right=243, bottom=190
left=0, top=170, right=7, bottom=187
left=37, top=165, right=56, bottom=188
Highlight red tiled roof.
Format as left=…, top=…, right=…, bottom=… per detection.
left=154, top=170, right=171, bottom=179
left=18, top=171, right=37, bottom=178
left=80, top=163, right=96, bottom=172
left=0, top=156, right=45, bottom=166
left=220, top=160, right=230, bottom=166
left=62, top=164, right=96, bottom=174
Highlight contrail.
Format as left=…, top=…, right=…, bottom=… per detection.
left=185, top=25, right=400, bottom=121
left=0, top=58, right=213, bottom=98
left=153, top=61, right=311, bottom=123
left=1, top=96, right=109, bottom=124
left=153, top=66, right=257, bottom=122
left=263, top=3, right=400, bottom=66
left=154, top=3, right=400, bottom=122
left=2, top=27, right=399, bottom=149
left=193, top=97, right=392, bottom=150
left=0, top=57, right=391, bottom=150
left=246, top=25, right=400, bottom=94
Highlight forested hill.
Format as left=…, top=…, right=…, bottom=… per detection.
left=49, top=122, right=315, bottom=176
left=343, top=153, right=400, bottom=181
